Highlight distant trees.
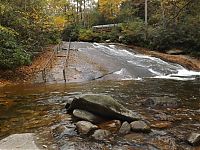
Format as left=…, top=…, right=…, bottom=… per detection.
left=1, top=0, right=199, bottom=70
left=0, top=0, right=66, bottom=69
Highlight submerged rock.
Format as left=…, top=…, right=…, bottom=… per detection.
left=142, top=97, right=180, bottom=108
left=52, top=125, right=77, bottom=137
left=119, top=121, right=131, bottom=134
left=73, top=109, right=105, bottom=123
left=66, top=94, right=141, bottom=122
left=149, top=136, right=177, bottom=150
left=92, top=129, right=111, bottom=140
left=187, top=133, right=200, bottom=146
left=151, top=121, right=172, bottom=129
left=130, top=121, right=151, bottom=133
left=76, top=121, right=98, bottom=135
left=99, top=120, right=121, bottom=133
left=0, top=133, right=40, bottom=150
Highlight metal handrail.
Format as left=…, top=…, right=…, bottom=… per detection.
left=63, top=39, right=71, bottom=82
left=41, top=42, right=62, bottom=82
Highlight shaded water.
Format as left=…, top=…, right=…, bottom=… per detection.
left=0, top=79, right=200, bottom=149
left=1, top=42, right=200, bottom=149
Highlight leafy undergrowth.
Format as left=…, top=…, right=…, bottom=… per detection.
left=0, top=46, right=55, bottom=87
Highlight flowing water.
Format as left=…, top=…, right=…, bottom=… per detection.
left=0, top=42, right=200, bottom=149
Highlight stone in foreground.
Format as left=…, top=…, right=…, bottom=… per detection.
left=76, top=121, right=98, bottom=135
left=92, top=129, right=111, bottom=140
left=73, top=109, right=105, bottom=123
left=131, top=121, right=151, bottom=133
left=187, top=133, right=200, bottom=146
left=119, top=121, right=131, bottom=134
left=66, top=94, right=141, bottom=122
left=0, top=133, right=40, bottom=150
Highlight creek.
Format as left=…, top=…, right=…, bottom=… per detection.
left=0, top=42, right=200, bottom=149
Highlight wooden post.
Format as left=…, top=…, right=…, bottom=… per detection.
left=63, top=69, right=66, bottom=82
left=67, top=39, right=71, bottom=60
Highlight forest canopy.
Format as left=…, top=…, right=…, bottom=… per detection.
left=1, top=0, right=200, bottom=69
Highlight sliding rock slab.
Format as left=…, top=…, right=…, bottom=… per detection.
left=66, top=94, right=141, bottom=122
left=0, top=133, right=40, bottom=150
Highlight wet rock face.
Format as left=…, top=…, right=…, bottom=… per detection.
left=142, top=97, right=180, bottom=108
left=98, top=120, right=121, bottom=133
left=187, top=133, right=200, bottom=146
left=130, top=121, right=151, bottom=133
left=119, top=121, right=131, bottom=134
left=52, top=125, right=77, bottom=138
left=73, top=109, right=106, bottom=123
left=151, top=121, right=172, bottom=129
left=0, top=133, right=40, bottom=150
left=76, top=121, right=98, bottom=135
left=149, top=136, right=177, bottom=150
left=66, top=94, right=141, bottom=122
left=92, top=129, right=111, bottom=140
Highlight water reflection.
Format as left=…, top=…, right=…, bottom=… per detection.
left=0, top=79, right=200, bottom=149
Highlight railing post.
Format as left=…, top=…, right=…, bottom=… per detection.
left=63, top=69, right=66, bottom=82
left=67, top=38, right=71, bottom=62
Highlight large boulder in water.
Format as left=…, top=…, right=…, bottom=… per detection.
left=66, top=94, right=141, bottom=122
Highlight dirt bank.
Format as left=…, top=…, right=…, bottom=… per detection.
left=127, top=45, right=200, bottom=71
left=0, top=46, right=56, bottom=87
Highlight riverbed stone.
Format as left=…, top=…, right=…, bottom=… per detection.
left=131, top=121, right=151, bottom=133
left=187, top=133, right=200, bottom=146
left=76, top=121, right=98, bottom=135
left=151, top=121, right=172, bottom=129
left=66, top=94, right=141, bottom=122
left=52, top=125, right=77, bottom=137
left=124, top=133, right=147, bottom=144
left=92, top=129, right=111, bottom=140
left=73, top=109, right=105, bottom=123
left=142, top=97, right=180, bottom=108
left=149, top=136, right=177, bottom=150
left=99, top=120, right=121, bottom=133
left=119, top=121, right=131, bottom=134
left=0, top=133, right=40, bottom=150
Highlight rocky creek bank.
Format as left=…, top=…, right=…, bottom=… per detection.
left=52, top=94, right=200, bottom=149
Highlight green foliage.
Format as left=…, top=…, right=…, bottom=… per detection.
left=79, top=29, right=96, bottom=42
left=120, top=20, right=146, bottom=45
left=62, top=24, right=79, bottom=41
left=0, top=0, right=63, bottom=69
left=0, top=25, right=31, bottom=69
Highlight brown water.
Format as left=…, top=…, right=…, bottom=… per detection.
left=0, top=79, right=200, bottom=149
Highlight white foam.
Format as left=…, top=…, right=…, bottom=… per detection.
left=94, top=43, right=134, bottom=57
left=122, top=77, right=142, bottom=81
left=176, top=69, right=200, bottom=77
left=151, top=75, right=196, bottom=81
left=93, top=43, right=200, bottom=81
left=114, top=68, right=125, bottom=75
left=148, top=69, right=164, bottom=76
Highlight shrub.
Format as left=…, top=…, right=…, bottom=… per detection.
left=79, top=29, right=95, bottom=42
left=62, top=24, right=79, bottom=41
left=0, top=25, right=31, bottom=69
left=121, top=20, right=146, bottom=45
